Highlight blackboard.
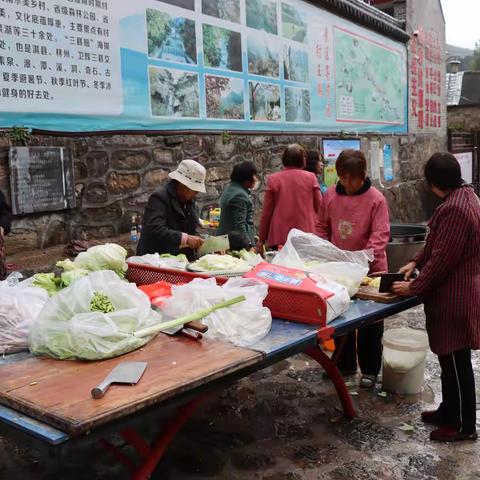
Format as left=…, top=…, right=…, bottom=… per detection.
left=9, top=147, right=75, bottom=215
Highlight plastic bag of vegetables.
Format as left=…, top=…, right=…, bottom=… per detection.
left=273, top=229, right=372, bottom=297
left=160, top=277, right=271, bottom=347
left=29, top=270, right=161, bottom=360
left=0, top=277, right=49, bottom=354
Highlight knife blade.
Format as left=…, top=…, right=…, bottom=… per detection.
left=198, top=235, right=230, bottom=255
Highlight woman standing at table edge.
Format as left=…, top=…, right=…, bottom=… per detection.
left=393, top=152, right=480, bottom=442
left=257, top=143, right=322, bottom=252
left=317, top=149, right=390, bottom=389
left=0, top=189, right=12, bottom=281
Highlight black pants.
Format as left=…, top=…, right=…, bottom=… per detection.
left=333, top=321, right=384, bottom=376
left=437, top=349, right=477, bottom=434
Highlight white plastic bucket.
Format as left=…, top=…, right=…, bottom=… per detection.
left=382, top=328, right=429, bottom=394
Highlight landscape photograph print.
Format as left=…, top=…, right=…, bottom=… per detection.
left=205, top=75, right=245, bottom=119
left=154, top=0, right=195, bottom=11
left=203, top=24, right=242, bottom=72
left=149, top=66, right=200, bottom=117
left=247, top=34, right=280, bottom=78
left=202, top=0, right=241, bottom=24
left=146, top=9, right=197, bottom=64
left=283, top=44, right=309, bottom=82
left=281, top=3, right=307, bottom=43
left=246, top=0, right=278, bottom=35
left=249, top=81, right=281, bottom=121
left=285, top=87, right=311, bottom=122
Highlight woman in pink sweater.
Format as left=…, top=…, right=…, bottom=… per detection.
left=317, top=149, right=390, bottom=388
left=257, top=144, right=322, bottom=251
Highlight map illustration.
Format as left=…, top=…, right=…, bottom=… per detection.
left=333, top=27, right=405, bottom=124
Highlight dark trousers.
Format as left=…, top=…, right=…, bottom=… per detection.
left=437, top=349, right=476, bottom=434
left=333, top=321, right=384, bottom=376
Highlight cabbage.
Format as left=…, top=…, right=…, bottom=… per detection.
left=74, top=243, right=128, bottom=277
left=191, top=254, right=250, bottom=272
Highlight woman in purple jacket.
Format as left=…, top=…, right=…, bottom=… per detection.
left=394, top=152, right=480, bottom=442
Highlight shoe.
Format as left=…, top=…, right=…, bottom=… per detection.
left=421, top=409, right=446, bottom=426
left=359, top=374, right=377, bottom=388
left=430, top=426, right=478, bottom=442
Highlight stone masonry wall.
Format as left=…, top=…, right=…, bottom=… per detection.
left=0, top=131, right=445, bottom=254
left=448, top=106, right=480, bottom=131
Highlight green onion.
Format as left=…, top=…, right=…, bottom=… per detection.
left=133, top=295, right=246, bottom=338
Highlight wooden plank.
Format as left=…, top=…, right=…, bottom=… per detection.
left=356, top=285, right=401, bottom=304
left=0, top=334, right=262, bottom=436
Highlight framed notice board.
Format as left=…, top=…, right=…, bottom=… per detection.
left=321, top=138, right=361, bottom=187
left=9, top=147, right=75, bottom=215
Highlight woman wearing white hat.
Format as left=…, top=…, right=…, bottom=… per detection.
left=137, top=159, right=205, bottom=260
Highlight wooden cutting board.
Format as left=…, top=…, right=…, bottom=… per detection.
left=0, top=335, right=262, bottom=435
left=356, top=285, right=401, bottom=303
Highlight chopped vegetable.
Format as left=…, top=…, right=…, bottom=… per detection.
left=32, top=273, right=63, bottom=296
left=190, top=254, right=250, bottom=272
left=398, top=423, right=415, bottom=432
left=90, top=292, right=115, bottom=313
left=160, top=253, right=188, bottom=262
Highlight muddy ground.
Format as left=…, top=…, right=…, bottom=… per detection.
left=1, top=305, right=479, bottom=480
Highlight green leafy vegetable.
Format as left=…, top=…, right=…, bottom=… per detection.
left=90, top=292, right=115, bottom=313
left=74, top=244, right=128, bottom=276
left=33, top=273, right=63, bottom=296
left=160, top=253, right=188, bottom=262
left=61, top=269, right=89, bottom=287
left=191, top=254, right=250, bottom=272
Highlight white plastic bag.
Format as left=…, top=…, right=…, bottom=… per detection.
left=307, top=273, right=351, bottom=322
left=160, top=277, right=272, bottom=347
left=0, top=278, right=49, bottom=354
left=307, top=262, right=369, bottom=297
left=29, top=270, right=161, bottom=360
left=273, top=229, right=372, bottom=296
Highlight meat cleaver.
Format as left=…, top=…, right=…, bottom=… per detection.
left=91, top=361, right=147, bottom=399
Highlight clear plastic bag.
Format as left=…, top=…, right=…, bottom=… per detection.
left=273, top=229, right=372, bottom=296
left=29, top=270, right=161, bottom=360
left=160, top=277, right=272, bottom=347
left=0, top=276, right=49, bottom=354
left=127, top=253, right=188, bottom=270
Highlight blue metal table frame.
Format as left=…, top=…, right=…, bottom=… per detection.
left=0, top=296, right=421, bottom=479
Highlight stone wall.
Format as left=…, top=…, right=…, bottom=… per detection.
left=0, top=130, right=445, bottom=254
left=448, top=105, right=480, bottom=131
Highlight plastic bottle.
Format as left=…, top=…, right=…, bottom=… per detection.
left=130, top=214, right=138, bottom=243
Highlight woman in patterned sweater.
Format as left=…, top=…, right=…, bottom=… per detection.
left=394, top=152, right=480, bottom=442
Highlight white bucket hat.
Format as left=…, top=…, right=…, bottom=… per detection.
left=169, top=159, right=206, bottom=193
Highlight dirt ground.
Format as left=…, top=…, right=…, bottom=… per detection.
left=1, top=305, right=480, bottom=480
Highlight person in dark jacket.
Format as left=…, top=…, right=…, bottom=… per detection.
left=393, top=152, right=480, bottom=442
left=137, top=160, right=205, bottom=260
left=217, top=161, right=258, bottom=246
left=305, top=149, right=327, bottom=193
left=0, top=189, right=12, bottom=280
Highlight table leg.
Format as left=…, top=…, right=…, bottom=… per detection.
left=305, top=346, right=356, bottom=419
left=99, top=397, right=203, bottom=480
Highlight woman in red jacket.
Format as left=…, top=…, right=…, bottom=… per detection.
left=394, top=152, right=480, bottom=442
left=317, top=149, right=390, bottom=388
left=257, top=144, right=322, bottom=251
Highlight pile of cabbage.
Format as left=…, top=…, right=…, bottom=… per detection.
left=33, top=243, right=128, bottom=295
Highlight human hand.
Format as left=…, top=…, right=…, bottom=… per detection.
left=392, top=281, right=414, bottom=297
left=187, top=235, right=204, bottom=250
left=0, top=226, right=3, bottom=237
left=398, top=261, right=417, bottom=280
left=255, top=240, right=265, bottom=256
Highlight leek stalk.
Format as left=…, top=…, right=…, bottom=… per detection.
left=133, top=295, right=246, bottom=338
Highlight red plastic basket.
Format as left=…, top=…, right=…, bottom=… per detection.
left=126, top=262, right=327, bottom=326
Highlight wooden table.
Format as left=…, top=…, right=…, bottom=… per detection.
left=0, top=296, right=421, bottom=479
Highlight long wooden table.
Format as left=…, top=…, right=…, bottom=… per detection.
left=0, top=296, right=421, bottom=479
